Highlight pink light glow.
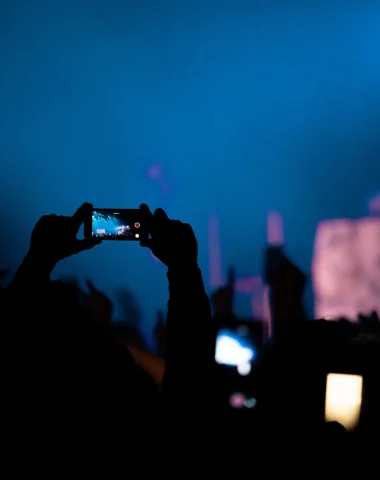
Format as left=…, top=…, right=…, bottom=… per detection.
left=147, top=164, right=170, bottom=194
left=312, top=218, right=380, bottom=320
left=147, top=164, right=162, bottom=179
left=369, top=194, right=380, bottom=213
left=267, top=211, right=284, bottom=246
left=235, top=276, right=262, bottom=293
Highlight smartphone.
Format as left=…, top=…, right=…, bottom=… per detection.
left=215, top=325, right=258, bottom=372
left=324, top=373, right=363, bottom=431
left=84, top=208, right=148, bottom=241
left=215, top=320, right=263, bottom=409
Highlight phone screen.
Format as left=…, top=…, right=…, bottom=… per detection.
left=325, top=373, right=363, bottom=431
left=215, top=326, right=257, bottom=373
left=215, top=322, right=263, bottom=409
left=88, top=208, right=148, bottom=241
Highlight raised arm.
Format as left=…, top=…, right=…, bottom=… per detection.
left=8, top=203, right=101, bottom=299
left=139, top=205, right=215, bottom=409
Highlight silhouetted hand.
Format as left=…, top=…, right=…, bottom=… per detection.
left=84, top=280, right=113, bottom=327
left=263, top=246, right=286, bottom=284
left=27, top=203, right=101, bottom=270
left=211, top=266, right=235, bottom=316
left=264, top=246, right=306, bottom=295
left=276, top=259, right=307, bottom=296
left=358, top=311, right=380, bottom=329
left=139, top=204, right=197, bottom=267
left=324, top=421, right=347, bottom=435
left=116, top=287, right=141, bottom=327
left=59, top=276, right=85, bottom=302
left=355, top=312, right=380, bottom=344
left=154, top=310, right=166, bottom=357
left=264, top=247, right=307, bottom=339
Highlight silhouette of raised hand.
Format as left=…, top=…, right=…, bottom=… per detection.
left=358, top=311, right=380, bottom=331
left=84, top=280, right=113, bottom=327
left=138, top=205, right=213, bottom=404
left=211, top=266, right=235, bottom=316
left=59, top=276, right=84, bottom=302
left=264, top=246, right=306, bottom=295
left=116, top=287, right=141, bottom=327
left=264, top=246, right=307, bottom=339
left=154, top=309, right=166, bottom=357
left=28, top=203, right=101, bottom=271
left=139, top=204, right=197, bottom=268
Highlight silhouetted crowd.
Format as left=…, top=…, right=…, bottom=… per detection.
left=1, top=203, right=379, bottom=464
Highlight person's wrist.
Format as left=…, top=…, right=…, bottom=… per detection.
left=167, top=261, right=200, bottom=278
left=24, top=250, right=56, bottom=276
left=8, top=250, right=53, bottom=295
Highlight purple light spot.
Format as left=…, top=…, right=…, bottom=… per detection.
left=267, top=211, right=284, bottom=246
left=235, top=276, right=262, bottom=293
left=147, top=164, right=162, bottom=179
left=369, top=194, right=380, bottom=213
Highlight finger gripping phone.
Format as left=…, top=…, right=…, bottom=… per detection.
left=84, top=208, right=148, bottom=241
